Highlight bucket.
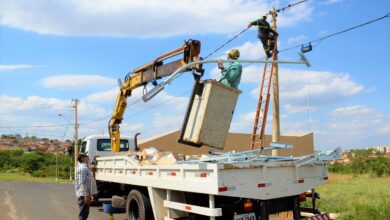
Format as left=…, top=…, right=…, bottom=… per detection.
left=103, top=202, right=125, bottom=214
left=103, top=202, right=112, bottom=214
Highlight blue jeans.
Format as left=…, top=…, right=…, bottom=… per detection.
left=78, top=196, right=90, bottom=220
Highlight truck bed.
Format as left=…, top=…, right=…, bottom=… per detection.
left=95, top=154, right=329, bottom=200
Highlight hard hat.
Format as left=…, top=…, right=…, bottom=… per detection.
left=228, top=49, right=240, bottom=59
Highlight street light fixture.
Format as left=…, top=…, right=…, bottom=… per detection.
left=58, top=113, right=72, bottom=125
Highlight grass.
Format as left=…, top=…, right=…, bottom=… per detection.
left=0, top=171, right=72, bottom=183
left=313, top=173, right=390, bottom=220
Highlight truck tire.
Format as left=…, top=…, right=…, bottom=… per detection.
left=126, top=189, right=154, bottom=220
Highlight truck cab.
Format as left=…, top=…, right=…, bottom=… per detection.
left=79, top=135, right=136, bottom=161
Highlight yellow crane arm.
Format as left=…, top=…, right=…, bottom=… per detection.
left=109, top=40, right=202, bottom=152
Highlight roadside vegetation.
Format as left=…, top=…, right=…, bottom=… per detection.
left=0, top=149, right=73, bottom=180
left=314, top=174, right=390, bottom=220
left=329, top=149, right=390, bottom=177
left=311, top=149, right=390, bottom=219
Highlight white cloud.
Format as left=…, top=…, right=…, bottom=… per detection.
left=0, top=0, right=312, bottom=37
left=0, top=64, right=33, bottom=71
left=233, top=41, right=264, bottom=59
left=379, top=125, right=390, bottom=134
left=250, top=68, right=364, bottom=109
left=0, top=85, right=191, bottom=139
left=41, top=74, right=116, bottom=89
left=152, top=114, right=183, bottom=133
left=315, top=105, right=390, bottom=148
left=329, top=105, right=375, bottom=117
left=279, top=70, right=364, bottom=104
left=230, top=111, right=256, bottom=133
left=126, top=86, right=189, bottom=112
left=86, top=88, right=119, bottom=104
left=285, top=104, right=317, bottom=114
left=0, top=95, right=70, bottom=112
left=320, top=0, right=342, bottom=5
left=319, top=30, right=329, bottom=36
left=0, top=94, right=112, bottom=121
left=287, top=35, right=307, bottom=45
left=119, top=122, right=144, bottom=135
left=241, top=66, right=265, bottom=83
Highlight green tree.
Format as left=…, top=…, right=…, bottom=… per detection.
left=0, top=150, right=23, bottom=170
left=19, top=152, right=46, bottom=174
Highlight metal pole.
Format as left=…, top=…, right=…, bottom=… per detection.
left=55, top=145, right=58, bottom=183
left=271, top=7, right=280, bottom=156
left=166, top=190, right=171, bottom=218
left=58, top=113, right=72, bottom=181
left=142, top=58, right=309, bottom=102
left=209, top=195, right=215, bottom=220
left=72, top=98, right=79, bottom=178
left=69, top=156, right=72, bottom=181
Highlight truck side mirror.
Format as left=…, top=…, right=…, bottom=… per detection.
left=134, top=132, right=141, bottom=152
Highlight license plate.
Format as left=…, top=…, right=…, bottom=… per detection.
left=234, top=213, right=256, bottom=220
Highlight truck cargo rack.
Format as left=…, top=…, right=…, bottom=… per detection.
left=95, top=146, right=340, bottom=219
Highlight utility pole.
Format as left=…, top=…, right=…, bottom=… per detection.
left=271, top=7, right=280, bottom=156
left=72, top=98, right=79, bottom=177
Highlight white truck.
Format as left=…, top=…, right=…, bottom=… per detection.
left=80, top=135, right=137, bottom=159
left=80, top=134, right=139, bottom=199
left=80, top=40, right=337, bottom=219
left=81, top=134, right=338, bottom=220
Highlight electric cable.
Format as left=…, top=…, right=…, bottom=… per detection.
left=279, top=12, right=390, bottom=53
left=4, top=8, right=387, bottom=131
left=57, top=0, right=312, bottom=128
left=0, top=124, right=68, bottom=129
left=125, top=90, right=191, bottom=119
left=242, top=12, right=390, bottom=68
left=203, top=0, right=309, bottom=59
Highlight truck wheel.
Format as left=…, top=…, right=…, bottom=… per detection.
left=126, top=190, right=153, bottom=220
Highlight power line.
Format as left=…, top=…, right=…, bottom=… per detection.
left=6, top=8, right=387, bottom=131
left=203, top=0, right=309, bottom=59
left=204, top=27, right=250, bottom=59
left=125, top=90, right=191, bottom=119
left=4, top=1, right=308, bottom=129
left=268, top=0, right=308, bottom=15
left=79, top=94, right=151, bottom=126
left=0, top=124, right=67, bottom=129
left=279, top=12, right=390, bottom=53
left=80, top=114, right=111, bottom=125
left=242, top=12, right=390, bottom=67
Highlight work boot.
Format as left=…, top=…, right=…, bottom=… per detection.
left=265, top=50, right=272, bottom=58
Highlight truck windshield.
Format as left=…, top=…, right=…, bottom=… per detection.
left=80, top=141, right=87, bottom=153
left=97, top=139, right=129, bottom=152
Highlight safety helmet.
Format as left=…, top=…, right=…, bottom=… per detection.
left=228, top=49, right=240, bottom=59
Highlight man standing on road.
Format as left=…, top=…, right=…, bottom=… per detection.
left=217, top=48, right=242, bottom=89
left=75, top=154, right=96, bottom=220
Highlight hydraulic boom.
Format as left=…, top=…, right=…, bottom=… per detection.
left=109, top=40, right=202, bottom=152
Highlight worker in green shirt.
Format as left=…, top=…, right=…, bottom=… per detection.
left=248, top=15, right=278, bottom=58
left=217, top=49, right=242, bottom=89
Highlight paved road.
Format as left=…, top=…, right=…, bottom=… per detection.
left=0, top=181, right=126, bottom=220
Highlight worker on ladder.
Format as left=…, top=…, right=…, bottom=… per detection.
left=217, top=49, right=242, bottom=89
left=248, top=15, right=278, bottom=58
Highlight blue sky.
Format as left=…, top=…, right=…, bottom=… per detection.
left=0, top=0, right=389, bottom=151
